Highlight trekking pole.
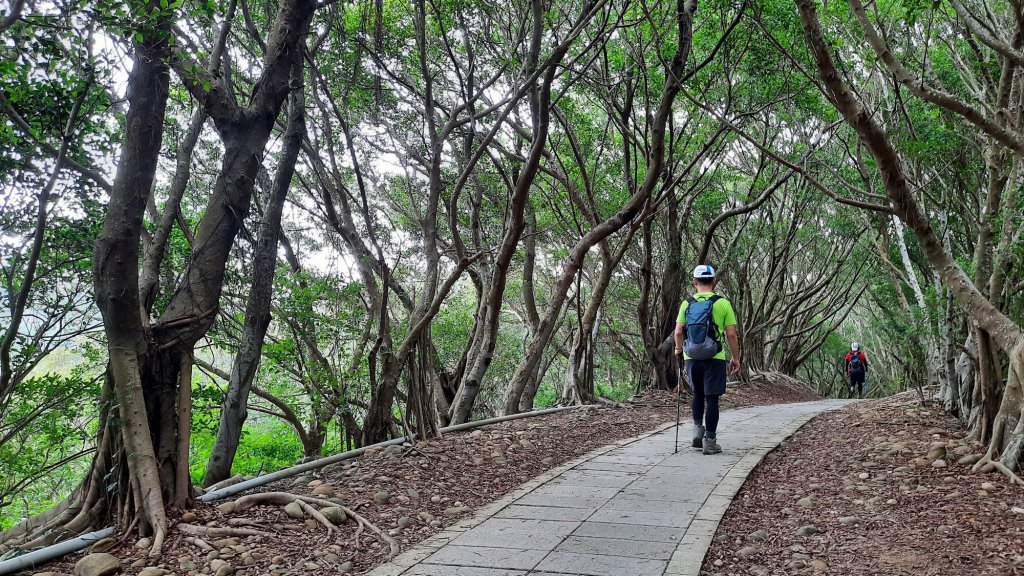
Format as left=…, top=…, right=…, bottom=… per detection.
left=674, top=354, right=682, bottom=454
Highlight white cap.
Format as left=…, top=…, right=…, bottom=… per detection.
left=693, top=264, right=716, bottom=279
left=851, top=342, right=859, bottom=351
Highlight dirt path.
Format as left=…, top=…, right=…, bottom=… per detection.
left=702, top=393, right=1024, bottom=576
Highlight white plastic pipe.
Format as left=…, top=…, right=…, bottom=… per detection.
left=0, top=527, right=113, bottom=574
left=0, top=405, right=577, bottom=575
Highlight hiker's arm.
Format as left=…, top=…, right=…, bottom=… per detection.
left=674, top=322, right=685, bottom=355
left=725, top=325, right=740, bottom=373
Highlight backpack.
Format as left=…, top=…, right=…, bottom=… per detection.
left=849, top=352, right=864, bottom=373
left=683, top=295, right=722, bottom=360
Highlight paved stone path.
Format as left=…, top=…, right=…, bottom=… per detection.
left=367, top=400, right=853, bottom=576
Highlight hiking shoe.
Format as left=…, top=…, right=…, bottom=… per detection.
left=702, top=437, right=722, bottom=455
left=692, top=425, right=705, bottom=449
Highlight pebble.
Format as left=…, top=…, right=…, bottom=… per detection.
left=542, top=457, right=555, bottom=465
left=180, top=512, right=198, bottom=523
left=430, top=495, right=442, bottom=503
left=796, top=525, right=819, bottom=536
left=339, top=561, right=354, bottom=572
left=932, top=459, right=947, bottom=469
left=747, top=529, right=768, bottom=541
left=857, top=472, right=869, bottom=480
left=407, top=488, right=420, bottom=503
left=311, top=484, right=335, bottom=498
left=809, top=559, right=828, bottom=570
left=373, top=491, right=392, bottom=504
left=838, top=516, right=859, bottom=525
left=397, top=516, right=413, bottom=529
left=796, top=497, right=814, bottom=508
left=981, top=482, right=996, bottom=491
left=73, top=554, right=122, bottom=576
left=88, top=538, right=117, bottom=553
left=444, top=506, right=473, bottom=516
left=958, top=454, right=982, bottom=465
left=737, top=546, right=758, bottom=558
left=283, top=502, right=304, bottom=518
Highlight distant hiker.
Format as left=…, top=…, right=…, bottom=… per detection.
left=845, top=342, right=868, bottom=398
left=674, top=264, right=741, bottom=455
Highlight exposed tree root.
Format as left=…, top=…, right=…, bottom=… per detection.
left=176, top=523, right=269, bottom=538
left=341, top=503, right=400, bottom=559
left=223, top=491, right=399, bottom=557
left=202, top=474, right=249, bottom=493
left=972, top=452, right=1024, bottom=486
left=183, top=536, right=215, bottom=551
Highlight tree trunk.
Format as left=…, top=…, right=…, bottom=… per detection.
left=204, top=61, right=305, bottom=487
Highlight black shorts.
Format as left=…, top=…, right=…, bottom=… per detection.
left=685, top=358, right=728, bottom=396
left=849, top=371, right=865, bottom=385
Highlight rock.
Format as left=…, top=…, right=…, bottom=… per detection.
left=180, top=512, right=198, bottom=523
left=444, top=506, right=472, bottom=516
left=311, top=485, right=335, bottom=498
left=936, top=525, right=951, bottom=534
left=857, top=472, right=869, bottom=480
left=786, top=560, right=808, bottom=570
left=980, top=461, right=997, bottom=473
left=321, top=507, right=348, bottom=525
left=809, top=559, right=828, bottom=571
left=388, top=528, right=402, bottom=537
left=407, top=488, right=420, bottom=503
left=283, top=501, right=304, bottom=519
left=430, top=495, right=442, bottom=503
left=324, top=553, right=340, bottom=564
left=339, top=561, right=353, bottom=572
left=137, top=569, right=168, bottom=576
left=893, top=466, right=913, bottom=474
left=304, top=518, right=319, bottom=529
left=207, top=550, right=220, bottom=561
left=838, top=516, right=860, bottom=525
left=383, top=445, right=404, bottom=456
left=217, top=502, right=237, bottom=514
left=397, top=516, right=414, bottom=529
left=373, top=491, right=392, bottom=504
left=134, top=538, right=152, bottom=550
left=927, top=428, right=946, bottom=435
left=470, top=455, right=486, bottom=466
left=178, top=560, right=196, bottom=571
left=542, top=457, right=555, bottom=465
left=737, top=546, right=758, bottom=558
left=932, top=459, right=947, bottom=469
left=210, top=560, right=227, bottom=572
left=492, top=455, right=508, bottom=464
left=214, top=566, right=235, bottom=576
left=958, top=454, right=983, bottom=465
left=796, top=525, right=819, bottom=536
left=130, top=559, right=146, bottom=569
left=982, top=482, right=997, bottom=491
left=84, top=540, right=118, bottom=558
left=519, top=439, right=535, bottom=449
left=429, top=520, right=443, bottom=528
left=747, top=529, right=769, bottom=541
left=74, top=553, right=121, bottom=576
left=796, top=497, right=814, bottom=508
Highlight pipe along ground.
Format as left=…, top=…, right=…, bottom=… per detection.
left=0, top=405, right=578, bottom=575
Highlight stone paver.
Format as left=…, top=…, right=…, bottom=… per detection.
left=366, top=400, right=853, bottom=576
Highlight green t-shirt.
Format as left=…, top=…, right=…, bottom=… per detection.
left=677, top=291, right=737, bottom=361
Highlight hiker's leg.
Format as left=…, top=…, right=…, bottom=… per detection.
left=703, top=359, right=728, bottom=439
left=688, top=360, right=705, bottom=426
left=705, top=394, right=721, bottom=437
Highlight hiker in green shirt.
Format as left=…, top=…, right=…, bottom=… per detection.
left=674, top=264, right=741, bottom=454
